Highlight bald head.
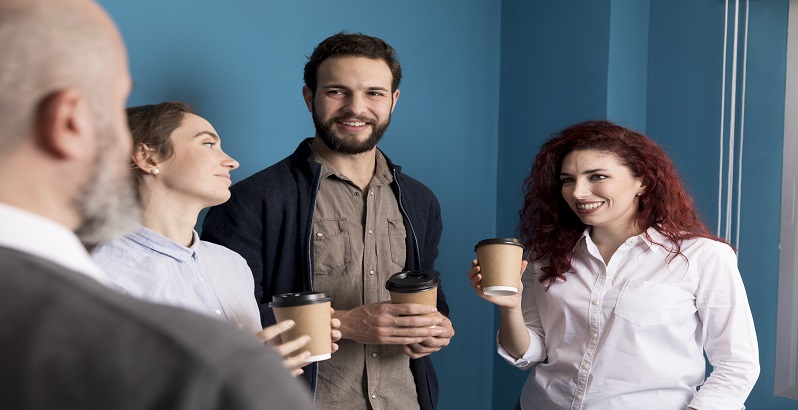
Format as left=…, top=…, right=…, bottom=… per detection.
left=0, top=0, right=127, bottom=151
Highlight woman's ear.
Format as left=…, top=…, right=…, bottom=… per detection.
left=638, top=177, right=651, bottom=194
left=131, top=144, right=158, bottom=174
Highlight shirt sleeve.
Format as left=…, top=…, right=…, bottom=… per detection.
left=201, top=190, right=267, bottom=315
left=688, top=241, right=760, bottom=410
left=496, top=260, right=547, bottom=370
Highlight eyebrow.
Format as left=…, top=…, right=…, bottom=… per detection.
left=194, top=131, right=219, bottom=140
left=560, top=168, right=609, bottom=176
left=321, top=84, right=390, bottom=92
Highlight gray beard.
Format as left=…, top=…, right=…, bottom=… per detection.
left=74, top=128, right=141, bottom=247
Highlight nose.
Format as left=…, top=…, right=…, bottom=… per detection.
left=572, top=179, right=590, bottom=199
left=221, top=151, right=239, bottom=170
left=344, top=93, right=367, bottom=115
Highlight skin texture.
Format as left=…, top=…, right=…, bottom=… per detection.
left=559, top=150, right=645, bottom=262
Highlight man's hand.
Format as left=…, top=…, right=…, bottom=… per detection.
left=403, top=312, right=454, bottom=359
left=334, top=302, right=446, bottom=345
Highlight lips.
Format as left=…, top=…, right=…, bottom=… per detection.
left=575, top=201, right=604, bottom=214
left=334, top=116, right=373, bottom=132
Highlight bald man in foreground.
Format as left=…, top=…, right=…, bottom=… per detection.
left=0, top=1, right=314, bottom=408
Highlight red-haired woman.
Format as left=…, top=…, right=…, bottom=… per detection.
left=468, top=121, right=759, bottom=409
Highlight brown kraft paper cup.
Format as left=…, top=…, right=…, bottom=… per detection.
left=475, top=238, right=525, bottom=296
left=385, top=271, right=439, bottom=317
left=269, top=292, right=332, bottom=362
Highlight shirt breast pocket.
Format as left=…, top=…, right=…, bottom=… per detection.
left=313, top=218, right=351, bottom=275
left=614, top=280, right=678, bottom=326
left=388, top=218, right=407, bottom=269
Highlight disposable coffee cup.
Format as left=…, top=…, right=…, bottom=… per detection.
left=474, top=238, right=525, bottom=296
left=269, top=291, right=332, bottom=362
left=385, top=271, right=439, bottom=315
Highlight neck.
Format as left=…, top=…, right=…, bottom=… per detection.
left=311, top=138, right=377, bottom=191
left=138, top=187, right=201, bottom=247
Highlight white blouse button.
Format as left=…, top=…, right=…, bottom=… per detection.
left=214, top=309, right=222, bottom=315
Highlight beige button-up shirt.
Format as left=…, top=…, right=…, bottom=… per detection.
left=311, top=146, right=419, bottom=410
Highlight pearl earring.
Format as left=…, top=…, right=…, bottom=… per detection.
left=152, top=169, right=160, bottom=175
left=636, top=192, right=641, bottom=197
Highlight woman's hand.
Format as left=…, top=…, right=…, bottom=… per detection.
left=257, top=307, right=342, bottom=377
left=257, top=320, right=311, bottom=377
left=468, top=259, right=528, bottom=309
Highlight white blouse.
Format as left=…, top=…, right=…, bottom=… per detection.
left=498, top=228, right=759, bottom=410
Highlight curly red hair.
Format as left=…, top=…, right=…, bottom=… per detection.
left=519, top=120, right=723, bottom=287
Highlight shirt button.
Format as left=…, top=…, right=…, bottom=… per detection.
left=198, top=276, right=205, bottom=282
left=581, top=363, right=589, bottom=369
left=591, top=299, right=598, bottom=305
left=354, top=191, right=360, bottom=196
left=576, top=394, right=583, bottom=400
left=591, top=331, right=598, bottom=339
left=368, top=270, right=375, bottom=275
left=368, top=229, right=373, bottom=234
left=606, top=270, right=615, bottom=277
left=371, top=352, right=378, bottom=358
left=316, top=232, right=323, bottom=238
left=370, top=191, right=374, bottom=196
left=371, top=394, right=377, bottom=399
left=214, top=310, right=221, bottom=315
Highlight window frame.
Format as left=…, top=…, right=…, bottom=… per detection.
left=775, top=0, right=798, bottom=400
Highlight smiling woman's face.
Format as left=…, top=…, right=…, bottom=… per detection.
left=559, top=149, right=645, bottom=235
left=156, top=113, right=239, bottom=209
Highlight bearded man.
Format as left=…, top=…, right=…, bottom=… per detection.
left=202, top=32, right=454, bottom=410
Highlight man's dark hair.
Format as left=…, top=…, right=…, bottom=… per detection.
left=303, top=31, right=402, bottom=93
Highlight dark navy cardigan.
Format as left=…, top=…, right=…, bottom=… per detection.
left=201, top=139, right=447, bottom=409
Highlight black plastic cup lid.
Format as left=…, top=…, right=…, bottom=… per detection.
left=385, top=271, right=440, bottom=293
left=269, top=291, right=332, bottom=308
left=474, top=238, right=525, bottom=251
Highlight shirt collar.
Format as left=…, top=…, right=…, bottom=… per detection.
left=578, top=226, right=664, bottom=253
left=309, top=142, right=394, bottom=186
left=127, top=226, right=199, bottom=262
left=0, top=203, right=109, bottom=284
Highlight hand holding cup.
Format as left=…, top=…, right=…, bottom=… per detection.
left=468, top=258, right=528, bottom=309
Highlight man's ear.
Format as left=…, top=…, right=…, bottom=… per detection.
left=36, top=88, right=93, bottom=160
left=390, top=88, right=400, bottom=114
left=302, top=86, right=314, bottom=112
left=132, top=143, right=158, bottom=173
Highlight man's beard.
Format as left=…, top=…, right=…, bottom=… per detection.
left=74, top=120, right=141, bottom=247
left=312, top=102, right=391, bottom=155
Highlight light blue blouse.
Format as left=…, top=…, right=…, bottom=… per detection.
left=91, top=226, right=261, bottom=333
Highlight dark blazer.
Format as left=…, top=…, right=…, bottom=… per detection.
left=202, top=139, right=447, bottom=409
left=0, top=246, right=314, bottom=410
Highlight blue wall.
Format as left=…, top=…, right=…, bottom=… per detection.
left=100, top=1, right=503, bottom=409
left=101, top=0, right=793, bottom=408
